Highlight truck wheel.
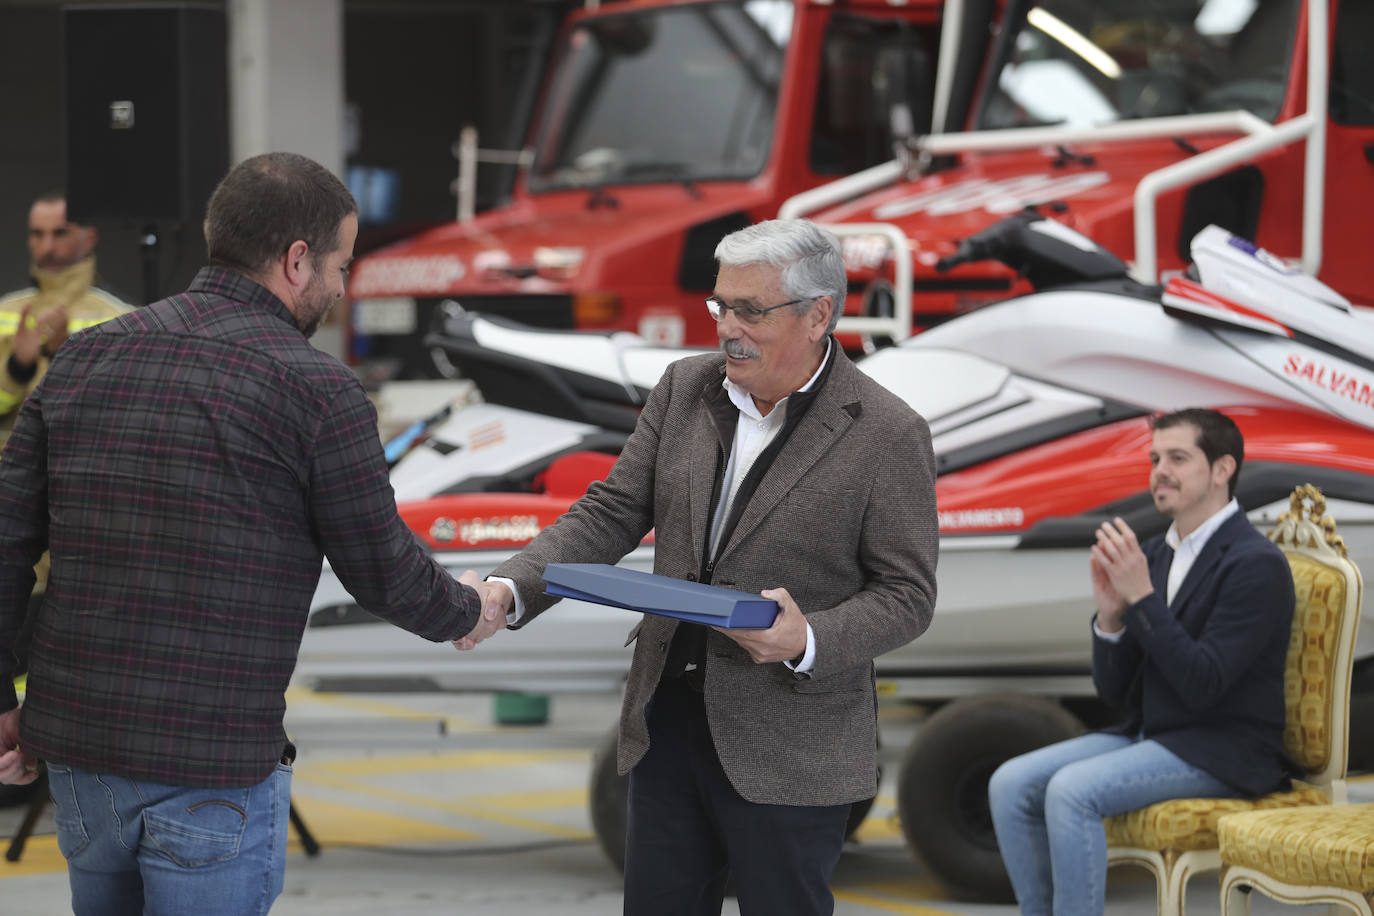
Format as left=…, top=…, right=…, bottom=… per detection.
left=589, top=723, right=628, bottom=872
left=589, top=723, right=879, bottom=871
left=896, top=694, right=1083, bottom=902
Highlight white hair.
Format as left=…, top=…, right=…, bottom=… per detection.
left=714, top=219, right=846, bottom=334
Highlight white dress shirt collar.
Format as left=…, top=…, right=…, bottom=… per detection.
left=1164, top=498, right=1240, bottom=553
left=1163, top=498, right=1240, bottom=604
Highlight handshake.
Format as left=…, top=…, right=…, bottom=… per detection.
left=451, top=570, right=515, bottom=651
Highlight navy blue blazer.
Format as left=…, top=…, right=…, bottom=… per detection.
left=1092, top=510, right=1298, bottom=796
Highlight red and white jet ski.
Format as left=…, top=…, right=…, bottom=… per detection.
left=299, top=214, right=1374, bottom=896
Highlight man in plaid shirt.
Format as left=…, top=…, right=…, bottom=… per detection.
left=0, top=152, right=503, bottom=915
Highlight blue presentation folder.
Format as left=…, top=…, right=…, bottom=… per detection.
left=543, top=563, right=779, bottom=629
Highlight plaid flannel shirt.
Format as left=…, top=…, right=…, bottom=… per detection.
left=0, top=267, right=479, bottom=787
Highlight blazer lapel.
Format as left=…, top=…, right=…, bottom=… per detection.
left=1149, top=544, right=1173, bottom=599
left=715, top=360, right=858, bottom=562
left=1167, top=511, right=1245, bottom=613
left=688, top=371, right=735, bottom=572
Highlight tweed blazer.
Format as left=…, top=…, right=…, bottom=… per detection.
left=1093, top=510, right=1297, bottom=796
left=494, top=346, right=938, bottom=806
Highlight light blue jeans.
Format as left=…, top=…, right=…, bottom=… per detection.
left=46, top=760, right=292, bottom=916
left=988, top=733, right=1240, bottom=916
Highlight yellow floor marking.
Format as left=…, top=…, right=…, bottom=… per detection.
left=0, top=800, right=484, bottom=882
left=284, top=687, right=488, bottom=733
left=831, top=888, right=967, bottom=915
left=0, top=835, right=66, bottom=878
left=853, top=812, right=903, bottom=843
left=306, top=748, right=586, bottom=777
left=877, top=702, right=925, bottom=723
left=287, top=795, right=480, bottom=847
left=466, top=787, right=587, bottom=811
left=847, top=876, right=953, bottom=899
left=295, top=772, right=592, bottom=841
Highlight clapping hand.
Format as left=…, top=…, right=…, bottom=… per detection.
left=1090, top=517, right=1154, bottom=622
left=13, top=303, right=69, bottom=367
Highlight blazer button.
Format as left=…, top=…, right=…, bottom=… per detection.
left=658, top=641, right=667, bottom=652
left=685, top=573, right=697, bottom=581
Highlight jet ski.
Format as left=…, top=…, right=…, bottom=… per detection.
left=303, top=212, right=1374, bottom=687
left=297, top=213, right=1374, bottom=893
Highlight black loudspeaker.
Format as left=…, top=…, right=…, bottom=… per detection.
left=63, top=4, right=228, bottom=224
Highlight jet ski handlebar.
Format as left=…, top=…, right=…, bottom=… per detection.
left=935, top=211, right=1132, bottom=289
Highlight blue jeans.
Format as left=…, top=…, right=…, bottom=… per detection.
left=988, top=733, right=1240, bottom=916
left=46, top=761, right=292, bottom=916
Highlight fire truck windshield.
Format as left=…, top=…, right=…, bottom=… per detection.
left=977, top=0, right=1301, bottom=130
left=528, top=0, right=793, bottom=191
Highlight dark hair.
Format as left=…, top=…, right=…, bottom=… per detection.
left=1152, top=408, right=1245, bottom=499
left=203, top=152, right=356, bottom=278
left=31, top=190, right=66, bottom=208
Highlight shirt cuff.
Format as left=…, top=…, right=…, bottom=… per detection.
left=486, top=576, right=524, bottom=625
left=783, top=622, right=816, bottom=677
left=1093, top=618, right=1126, bottom=642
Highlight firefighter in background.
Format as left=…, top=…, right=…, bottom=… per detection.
left=0, top=190, right=131, bottom=447
left=0, top=191, right=131, bottom=670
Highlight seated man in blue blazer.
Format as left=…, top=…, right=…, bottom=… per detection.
left=989, top=408, right=1296, bottom=916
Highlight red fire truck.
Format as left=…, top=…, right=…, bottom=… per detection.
left=343, top=0, right=952, bottom=378
left=792, top=0, right=1374, bottom=341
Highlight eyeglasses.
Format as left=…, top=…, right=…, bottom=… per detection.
left=705, top=295, right=812, bottom=324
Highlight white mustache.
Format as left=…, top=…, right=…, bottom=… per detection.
left=722, top=339, right=760, bottom=359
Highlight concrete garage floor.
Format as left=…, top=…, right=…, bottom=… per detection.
left=1, top=689, right=1366, bottom=916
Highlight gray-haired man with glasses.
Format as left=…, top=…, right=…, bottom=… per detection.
left=474, top=218, right=939, bottom=916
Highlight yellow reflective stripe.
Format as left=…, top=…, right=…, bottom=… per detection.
left=0, top=312, right=121, bottom=336
left=0, top=389, right=22, bottom=413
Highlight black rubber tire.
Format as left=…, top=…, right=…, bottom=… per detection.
left=896, top=694, right=1083, bottom=902
left=588, top=723, right=628, bottom=872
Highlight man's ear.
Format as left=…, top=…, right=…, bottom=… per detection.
left=809, top=295, right=833, bottom=342
left=282, top=240, right=312, bottom=290
left=1212, top=454, right=1237, bottom=489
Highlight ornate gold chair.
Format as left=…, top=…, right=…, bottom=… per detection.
left=1218, top=803, right=1374, bottom=916
left=1103, top=484, right=1363, bottom=916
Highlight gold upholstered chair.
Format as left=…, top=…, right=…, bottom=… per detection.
left=1218, top=803, right=1374, bottom=916
left=1103, top=484, right=1363, bottom=916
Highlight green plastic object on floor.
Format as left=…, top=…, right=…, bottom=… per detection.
left=493, top=692, right=550, bottom=725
